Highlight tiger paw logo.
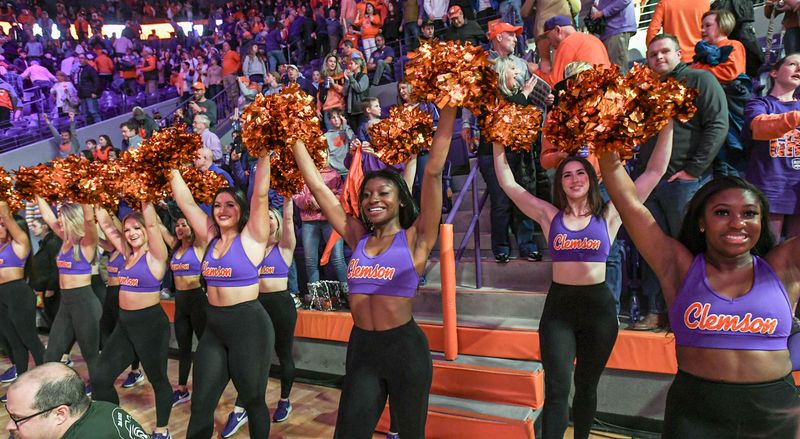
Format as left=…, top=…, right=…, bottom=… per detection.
left=113, top=407, right=148, bottom=438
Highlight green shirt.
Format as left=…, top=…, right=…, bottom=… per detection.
left=62, top=401, right=148, bottom=439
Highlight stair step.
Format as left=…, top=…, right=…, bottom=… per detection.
left=377, top=394, right=539, bottom=439
left=425, top=258, right=554, bottom=291
left=414, top=311, right=540, bottom=330
left=414, top=287, right=547, bottom=321
left=431, top=352, right=544, bottom=409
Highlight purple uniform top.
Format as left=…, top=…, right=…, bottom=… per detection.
left=670, top=254, right=792, bottom=351
left=106, top=252, right=125, bottom=280
left=744, top=95, right=800, bottom=215
left=171, top=247, right=202, bottom=277
left=347, top=231, right=419, bottom=298
left=259, top=246, right=289, bottom=279
left=57, top=246, right=93, bottom=275
left=548, top=212, right=611, bottom=263
left=0, top=242, right=28, bottom=268
left=202, top=235, right=259, bottom=287
left=119, top=253, right=164, bottom=293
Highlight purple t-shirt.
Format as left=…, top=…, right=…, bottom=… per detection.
left=744, top=95, right=800, bottom=215
left=369, top=45, right=395, bottom=83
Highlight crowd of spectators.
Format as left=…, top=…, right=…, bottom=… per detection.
left=3, top=0, right=800, bottom=333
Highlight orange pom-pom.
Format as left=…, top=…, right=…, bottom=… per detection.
left=368, top=105, right=434, bottom=165
left=544, top=64, right=697, bottom=159
left=241, top=83, right=328, bottom=196
left=179, top=166, right=229, bottom=204
left=404, top=41, right=498, bottom=113
left=0, top=167, right=23, bottom=212
left=480, top=100, right=543, bottom=152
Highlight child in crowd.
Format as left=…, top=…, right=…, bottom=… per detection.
left=324, top=109, right=355, bottom=178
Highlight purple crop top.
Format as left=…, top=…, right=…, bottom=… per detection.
left=347, top=231, right=419, bottom=298
left=259, top=246, right=289, bottom=279
left=118, top=253, right=164, bottom=293
left=106, top=253, right=125, bottom=280
left=669, top=254, right=792, bottom=351
left=0, top=242, right=28, bottom=268
left=56, top=246, right=94, bottom=275
left=548, top=212, right=611, bottom=263
left=171, top=247, right=202, bottom=277
left=202, top=235, right=259, bottom=287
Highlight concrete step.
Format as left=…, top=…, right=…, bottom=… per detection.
left=425, top=258, right=554, bottom=291
left=377, top=394, right=539, bottom=439
left=414, top=287, right=547, bottom=322
left=414, top=311, right=540, bottom=331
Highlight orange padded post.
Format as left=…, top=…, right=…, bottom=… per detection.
left=439, top=224, right=458, bottom=360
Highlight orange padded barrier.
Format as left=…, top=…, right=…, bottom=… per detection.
left=376, top=403, right=535, bottom=439
left=293, top=310, right=680, bottom=375
left=432, top=360, right=544, bottom=409
left=439, top=224, right=458, bottom=360
left=161, top=300, right=175, bottom=322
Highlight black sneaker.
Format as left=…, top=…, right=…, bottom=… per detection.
left=494, top=253, right=510, bottom=264
left=525, top=251, right=543, bottom=262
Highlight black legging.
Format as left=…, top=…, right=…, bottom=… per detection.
left=91, top=274, right=107, bottom=305
left=98, top=285, right=140, bottom=370
left=187, top=300, right=274, bottom=439
left=44, top=286, right=101, bottom=382
left=663, top=370, right=800, bottom=438
left=93, top=304, right=173, bottom=428
left=234, top=290, right=297, bottom=406
left=0, top=280, right=44, bottom=373
left=334, top=319, right=433, bottom=439
left=174, top=287, right=207, bottom=386
left=539, top=282, right=618, bottom=439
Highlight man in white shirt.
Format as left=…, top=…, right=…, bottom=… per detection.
left=193, top=114, right=222, bottom=161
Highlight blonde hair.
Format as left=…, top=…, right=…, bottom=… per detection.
left=564, top=61, right=593, bottom=79
left=270, top=208, right=283, bottom=242
left=122, top=212, right=148, bottom=247
left=703, top=10, right=736, bottom=37
left=495, top=57, right=523, bottom=97
left=59, top=204, right=86, bottom=261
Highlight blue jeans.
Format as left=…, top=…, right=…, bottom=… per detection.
left=498, top=0, right=523, bottom=27
left=267, top=50, right=287, bottom=73
left=302, top=221, right=348, bottom=284
left=641, top=176, right=710, bottom=313
left=288, top=259, right=299, bottom=294
left=599, top=183, right=623, bottom=313
left=81, top=97, right=100, bottom=124
left=403, top=22, right=421, bottom=51
left=477, top=153, right=538, bottom=257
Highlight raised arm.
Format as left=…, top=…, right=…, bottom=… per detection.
left=169, top=169, right=214, bottom=245
left=80, top=204, right=98, bottom=253
left=142, top=201, right=168, bottom=262
left=402, top=154, right=417, bottom=192
left=244, top=151, right=270, bottom=244
left=36, top=196, right=63, bottom=239
left=492, top=143, right=559, bottom=229
left=279, top=198, right=296, bottom=251
left=632, top=120, right=674, bottom=202
left=0, top=201, right=31, bottom=258
left=598, top=151, right=692, bottom=305
left=412, top=106, right=455, bottom=256
left=292, top=139, right=367, bottom=249
left=95, top=206, right=129, bottom=256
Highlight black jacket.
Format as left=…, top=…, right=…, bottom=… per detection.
left=77, top=64, right=101, bottom=98
left=29, top=232, right=62, bottom=292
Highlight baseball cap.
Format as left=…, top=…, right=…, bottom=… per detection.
left=543, top=16, right=573, bottom=33
left=487, top=21, right=522, bottom=41
left=421, top=19, right=435, bottom=27
left=287, top=64, right=299, bottom=71
left=448, top=5, right=462, bottom=19
left=192, top=82, right=206, bottom=90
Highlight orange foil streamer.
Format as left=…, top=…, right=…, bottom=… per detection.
left=544, top=64, right=697, bottom=159
left=368, top=105, right=434, bottom=165
left=0, top=167, right=23, bottom=212
left=480, top=100, right=543, bottom=152
left=404, top=41, right=498, bottom=113
left=179, top=166, right=230, bottom=204
left=241, top=83, right=328, bottom=196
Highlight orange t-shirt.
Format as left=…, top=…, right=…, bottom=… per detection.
left=537, top=32, right=610, bottom=87
left=222, top=51, right=242, bottom=76
left=646, top=0, right=710, bottom=62
left=692, top=38, right=746, bottom=84
left=94, top=53, right=115, bottom=74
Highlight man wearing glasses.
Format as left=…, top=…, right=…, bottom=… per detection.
left=5, top=363, right=147, bottom=439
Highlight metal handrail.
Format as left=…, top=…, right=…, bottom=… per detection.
left=442, top=140, right=488, bottom=289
